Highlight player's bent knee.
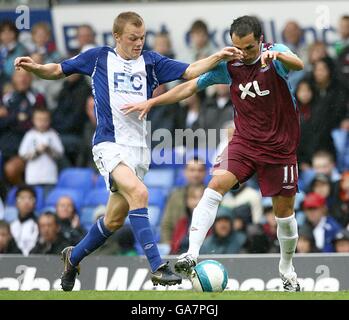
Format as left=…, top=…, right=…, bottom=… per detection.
left=208, top=175, right=236, bottom=195
left=208, top=179, right=226, bottom=195
left=208, top=179, right=221, bottom=193
left=131, top=185, right=148, bottom=204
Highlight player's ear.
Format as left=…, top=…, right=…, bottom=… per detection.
left=113, top=32, right=120, bottom=43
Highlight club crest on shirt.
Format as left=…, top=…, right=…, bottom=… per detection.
left=260, top=64, right=271, bottom=72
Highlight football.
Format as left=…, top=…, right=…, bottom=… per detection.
left=190, top=260, right=228, bottom=292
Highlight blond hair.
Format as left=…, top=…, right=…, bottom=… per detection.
left=31, top=22, right=51, bottom=35
left=113, top=11, right=144, bottom=35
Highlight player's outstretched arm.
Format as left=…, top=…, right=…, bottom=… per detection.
left=182, top=47, right=243, bottom=80
left=276, top=51, right=304, bottom=70
left=121, top=78, right=199, bottom=120
left=14, top=56, right=64, bottom=80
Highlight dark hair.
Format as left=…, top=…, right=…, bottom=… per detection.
left=190, top=20, right=209, bottom=35
left=39, top=211, right=59, bottom=225
left=0, top=20, right=19, bottom=40
left=15, top=185, right=36, bottom=199
left=230, top=15, right=262, bottom=40
left=295, top=79, right=316, bottom=103
left=313, top=56, right=336, bottom=81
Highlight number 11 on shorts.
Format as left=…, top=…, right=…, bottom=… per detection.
left=283, top=165, right=296, bottom=184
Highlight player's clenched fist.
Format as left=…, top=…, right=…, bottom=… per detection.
left=219, top=47, right=244, bottom=61
left=260, top=50, right=280, bottom=67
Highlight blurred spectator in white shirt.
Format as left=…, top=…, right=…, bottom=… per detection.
left=19, top=107, right=64, bottom=188
left=10, top=185, right=39, bottom=256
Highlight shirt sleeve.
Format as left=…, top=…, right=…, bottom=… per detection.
left=60, top=47, right=101, bottom=76
left=197, top=61, right=231, bottom=91
left=49, top=131, right=64, bottom=156
left=18, top=132, right=34, bottom=157
left=271, top=43, right=296, bottom=76
left=152, top=51, right=189, bottom=84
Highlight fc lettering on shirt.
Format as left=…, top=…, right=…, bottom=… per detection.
left=114, top=72, right=143, bottom=91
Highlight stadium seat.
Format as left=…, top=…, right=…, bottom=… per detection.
left=148, top=187, right=168, bottom=210
left=3, top=206, right=17, bottom=223
left=80, top=188, right=110, bottom=231
left=5, top=186, right=45, bottom=212
left=80, top=207, right=95, bottom=231
left=143, top=168, right=175, bottom=189
left=95, top=175, right=107, bottom=189
left=83, top=188, right=109, bottom=207
left=46, top=188, right=84, bottom=212
left=148, top=205, right=161, bottom=227
left=56, top=168, right=95, bottom=194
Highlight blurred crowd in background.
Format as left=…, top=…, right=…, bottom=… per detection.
left=0, top=14, right=349, bottom=257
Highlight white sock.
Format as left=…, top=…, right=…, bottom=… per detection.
left=187, top=188, right=223, bottom=259
left=275, top=213, right=298, bottom=275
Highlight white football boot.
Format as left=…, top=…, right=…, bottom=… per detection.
left=280, top=266, right=301, bottom=292
left=175, top=253, right=197, bottom=277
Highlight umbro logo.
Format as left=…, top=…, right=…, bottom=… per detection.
left=282, top=185, right=295, bottom=189
left=231, top=61, right=244, bottom=67
left=191, top=227, right=198, bottom=231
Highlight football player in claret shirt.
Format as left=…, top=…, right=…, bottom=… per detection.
left=122, top=15, right=304, bottom=292
left=15, top=11, right=243, bottom=290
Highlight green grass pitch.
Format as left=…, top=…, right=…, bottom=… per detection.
left=0, top=291, right=349, bottom=300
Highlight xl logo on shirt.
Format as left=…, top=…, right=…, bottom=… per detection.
left=114, top=72, right=143, bottom=92
left=239, top=81, right=270, bottom=99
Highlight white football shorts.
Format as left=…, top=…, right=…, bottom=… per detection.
left=92, top=141, right=150, bottom=191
